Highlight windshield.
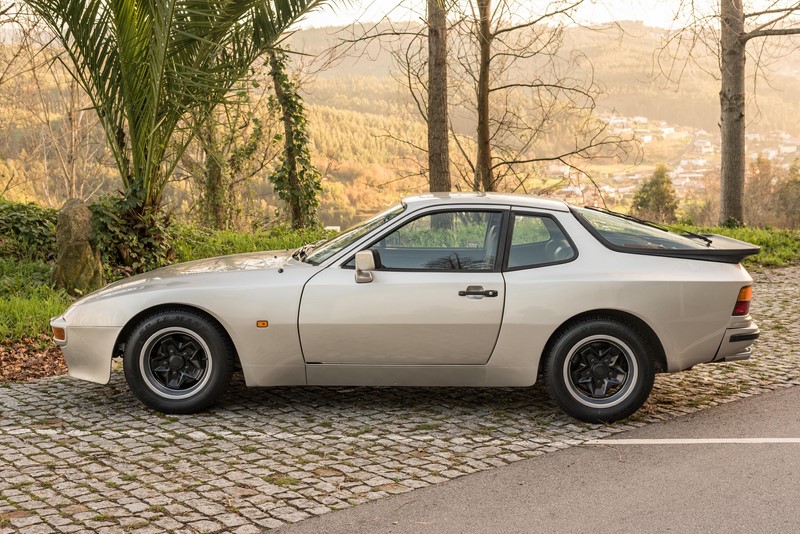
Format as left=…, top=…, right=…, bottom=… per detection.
left=303, top=204, right=407, bottom=265
left=574, top=207, right=710, bottom=250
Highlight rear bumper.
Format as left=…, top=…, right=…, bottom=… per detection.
left=713, top=316, right=759, bottom=363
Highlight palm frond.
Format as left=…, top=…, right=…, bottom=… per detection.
left=23, top=0, right=328, bottom=209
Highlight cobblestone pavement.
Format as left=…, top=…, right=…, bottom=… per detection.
left=1, top=267, right=798, bottom=533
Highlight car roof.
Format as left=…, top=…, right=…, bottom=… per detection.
left=401, top=192, right=571, bottom=212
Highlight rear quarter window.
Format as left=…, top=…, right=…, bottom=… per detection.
left=506, top=213, right=576, bottom=269
left=573, top=207, right=709, bottom=251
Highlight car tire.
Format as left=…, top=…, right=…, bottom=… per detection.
left=123, top=310, right=234, bottom=414
left=544, top=317, right=655, bottom=423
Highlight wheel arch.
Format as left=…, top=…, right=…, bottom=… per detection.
left=539, top=309, right=667, bottom=374
left=113, top=304, right=241, bottom=367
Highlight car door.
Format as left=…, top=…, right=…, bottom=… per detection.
left=299, top=208, right=507, bottom=365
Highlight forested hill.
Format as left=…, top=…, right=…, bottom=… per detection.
left=289, top=21, right=800, bottom=136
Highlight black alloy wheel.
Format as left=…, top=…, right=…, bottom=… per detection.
left=544, top=317, right=655, bottom=423
left=124, top=310, right=234, bottom=414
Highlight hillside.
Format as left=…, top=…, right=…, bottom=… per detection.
left=292, top=21, right=800, bottom=136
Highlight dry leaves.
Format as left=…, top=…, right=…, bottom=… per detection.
left=0, top=335, right=67, bottom=381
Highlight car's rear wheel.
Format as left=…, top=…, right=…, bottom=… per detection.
left=123, top=310, right=233, bottom=414
left=544, top=318, right=655, bottom=423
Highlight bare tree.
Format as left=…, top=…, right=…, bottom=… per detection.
left=660, top=1, right=800, bottom=225
left=0, top=8, right=109, bottom=204
left=444, top=0, right=632, bottom=192
left=306, top=1, right=634, bottom=198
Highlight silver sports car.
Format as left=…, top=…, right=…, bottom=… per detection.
left=51, top=193, right=760, bottom=422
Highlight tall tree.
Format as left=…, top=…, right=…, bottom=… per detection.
left=269, top=50, right=322, bottom=229
left=474, top=0, right=492, bottom=191
left=447, top=0, right=629, bottom=192
left=427, top=0, right=451, bottom=192
left=662, top=1, right=800, bottom=225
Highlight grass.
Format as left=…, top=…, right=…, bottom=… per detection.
left=0, top=258, right=71, bottom=341
left=171, top=224, right=333, bottom=264
left=262, top=475, right=301, bottom=487
left=692, top=225, right=800, bottom=268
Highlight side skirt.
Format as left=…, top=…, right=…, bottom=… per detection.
left=306, top=364, right=487, bottom=387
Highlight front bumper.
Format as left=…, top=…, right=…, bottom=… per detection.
left=50, top=316, right=121, bottom=384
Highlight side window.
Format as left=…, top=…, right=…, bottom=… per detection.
left=373, top=210, right=503, bottom=271
left=507, top=213, right=575, bottom=269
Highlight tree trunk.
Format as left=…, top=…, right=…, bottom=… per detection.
left=204, top=149, right=226, bottom=230
left=427, top=0, right=451, bottom=192
left=66, top=79, right=78, bottom=199
left=476, top=0, right=493, bottom=192
left=197, top=122, right=227, bottom=230
left=270, top=51, right=303, bottom=228
left=719, top=0, right=746, bottom=225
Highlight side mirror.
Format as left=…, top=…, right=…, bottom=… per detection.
left=355, top=249, right=380, bottom=284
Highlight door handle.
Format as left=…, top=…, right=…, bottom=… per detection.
left=458, top=286, right=499, bottom=298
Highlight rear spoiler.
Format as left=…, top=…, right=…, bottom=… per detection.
left=676, top=234, right=761, bottom=264
left=617, top=234, right=760, bottom=264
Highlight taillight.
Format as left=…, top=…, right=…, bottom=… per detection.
left=733, top=286, right=752, bottom=316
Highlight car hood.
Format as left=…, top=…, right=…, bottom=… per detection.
left=71, top=250, right=305, bottom=307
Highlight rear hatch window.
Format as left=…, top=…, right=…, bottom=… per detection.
left=572, top=207, right=759, bottom=263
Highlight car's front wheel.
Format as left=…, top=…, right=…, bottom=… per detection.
left=123, top=310, right=234, bottom=414
left=544, top=318, right=655, bottom=423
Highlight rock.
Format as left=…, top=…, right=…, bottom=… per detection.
left=51, top=199, right=105, bottom=294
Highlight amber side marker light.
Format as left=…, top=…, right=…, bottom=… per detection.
left=256, top=321, right=269, bottom=328
left=733, top=286, right=753, bottom=316
left=52, top=327, right=66, bottom=342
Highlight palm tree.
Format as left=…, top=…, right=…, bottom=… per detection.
left=24, top=0, right=326, bottom=214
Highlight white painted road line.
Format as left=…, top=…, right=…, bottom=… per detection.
left=586, top=438, right=800, bottom=445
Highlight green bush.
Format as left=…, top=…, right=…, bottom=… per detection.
left=0, top=258, right=71, bottom=341
left=700, top=226, right=800, bottom=268
left=171, top=224, right=334, bottom=263
left=0, top=199, right=57, bottom=261
left=90, top=195, right=174, bottom=279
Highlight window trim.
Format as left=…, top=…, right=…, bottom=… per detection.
left=501, top=211, right=579, bottom=272
left=341, top=207, right=511, bottom=273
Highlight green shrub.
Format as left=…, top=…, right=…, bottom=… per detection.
left=703, top=226, right=800, bottom=268
left=0, top=199, right=57, bottom=261
left=171, top=224, right=334, bottom=263
left=0, top=258, right=71, bottom=341
left=90, top=195, right=174, bottom=279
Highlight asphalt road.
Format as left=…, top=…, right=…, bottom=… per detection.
left=278, top=386, right=800, bottom=533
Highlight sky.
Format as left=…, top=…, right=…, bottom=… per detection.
left=298, top=0, right=691, bottom=30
